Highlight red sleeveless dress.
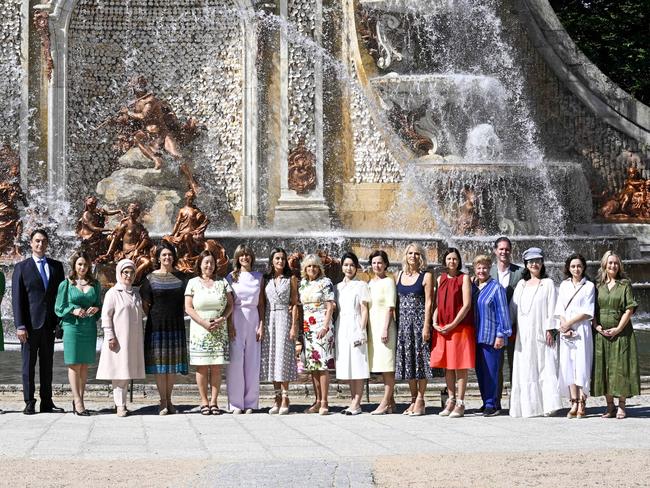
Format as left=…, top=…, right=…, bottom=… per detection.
left=430, top=272, right=476, bottom=369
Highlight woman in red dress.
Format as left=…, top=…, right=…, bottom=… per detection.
left=431, top=248, right=475, bottom=418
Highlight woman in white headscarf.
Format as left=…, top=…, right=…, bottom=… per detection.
left=96, top=259, right=146, bottom=417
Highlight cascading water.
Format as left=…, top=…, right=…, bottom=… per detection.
left=357, top=0, right=590, bottom=243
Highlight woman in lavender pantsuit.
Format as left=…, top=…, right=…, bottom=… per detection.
left=226, top=244, right=265, bottom=414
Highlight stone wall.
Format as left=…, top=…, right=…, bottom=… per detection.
left=66, top=0, right=245, bottom=222
left=510, top=0, right=650, bottom=195
left=0, top=0, right=22, bottom=148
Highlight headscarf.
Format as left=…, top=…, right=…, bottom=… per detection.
left=115, top=259, right=136, bottom=293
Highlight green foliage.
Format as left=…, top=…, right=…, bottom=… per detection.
left=550, top=1, right=650, bottom=105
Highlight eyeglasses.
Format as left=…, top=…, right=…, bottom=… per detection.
left=527, top=259, right=543, bottom=265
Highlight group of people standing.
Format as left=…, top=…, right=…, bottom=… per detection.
left=4, top=230, right=641, bottom=420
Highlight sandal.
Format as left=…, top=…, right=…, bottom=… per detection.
left=616, top=401, right=626, bottom=420
left=601, top=402, right=616, bottom=418
left=304, top=402, right=320, bottom=414
left=409, top=397, right=425, bottom=417
left=209, top=405, right=221, bottom=415
left=449, top=399, right=465, bottom=418
left=200, top=405, right=211, bottom=416
left=439, top=397, right=456, bottom=417
left=567, top=398, right=578, bottom=419
left=576, top=399, right=586, bottom=419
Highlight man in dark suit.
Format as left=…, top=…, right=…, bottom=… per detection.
left=489, top=236, right=523, bottom=412
left=12, top=229, right=65, bottom=414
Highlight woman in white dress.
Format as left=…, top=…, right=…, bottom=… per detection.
left=367, top=250, right=397, bottom=415
left=335, top=252, right=370, bottom=415
left=509, top=247, right=561, bottom=418
left=554, top=253, right=595, bottom=418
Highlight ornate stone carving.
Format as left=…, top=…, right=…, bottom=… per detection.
left=288, top=142, right=317, bottom=194
left=376, top=14, right=403, bottom=70
left=1, top=0, right=22, bottom=148
left=0, top=145, right=27, bottom=257
left=355, top=6, right=403, bottom=70
left=33, top=9, right=54, bottom=80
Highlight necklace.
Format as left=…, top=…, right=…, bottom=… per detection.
left=520, top=282, right=541, bottom=316
left=75, top=279, right=88, bottom=286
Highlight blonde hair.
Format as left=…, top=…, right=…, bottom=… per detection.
left=300, top=254, right=324, bottom=280
left=401, top=243, right=427, bottom=273
left=231, top=244, right=255, bottom=282
left=596, top=250, right=627, bottom=286
left=472, top=254, right=492, bottom=268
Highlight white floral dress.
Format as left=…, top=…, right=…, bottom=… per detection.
left=299, top=276, right=335, bottom=371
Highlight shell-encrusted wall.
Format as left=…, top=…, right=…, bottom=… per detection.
left=288, top=0, right=316, bottom=153
left=0, top=0, right=22, bottom=147
left=66, top=0, right=244, bottom=217
left=348, top=60, right=402, bottom=184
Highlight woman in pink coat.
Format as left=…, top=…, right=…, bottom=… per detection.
left=96, top=259, right=146, bottom=417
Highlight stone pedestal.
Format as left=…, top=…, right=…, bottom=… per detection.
left=274, top=197, right=330, bottom=231
left=95, top=148, right=184, bottom=234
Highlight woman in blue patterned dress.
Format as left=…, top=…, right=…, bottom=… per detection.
left=395, top=243, right=434, bottom=416
left=298, top=254, right=335, bottom=415
left=140, top=242, right=188, bottom=415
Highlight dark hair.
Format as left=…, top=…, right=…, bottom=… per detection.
left=493, top=236, right=512, bottom=249
left=368, top=249, right=389, bottom=267
left=340, top=252, right=360, bottom=270
left=156, top=242, right=178, bottom=268
left=442, top=247, right=463, bottom=271
left=521, top=259, right=548, bottom=280
left=30, top=228, right=49, bottom=242
left=67, top=250, right=97, bottom=285
left=563, top=253, right=587, bottom=280
left=194, top=250, right=218, bottom=278
left=265, top=247, right=292, bottom=279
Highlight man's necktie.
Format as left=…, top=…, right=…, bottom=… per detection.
left=38, top=259, right=49, bottom=289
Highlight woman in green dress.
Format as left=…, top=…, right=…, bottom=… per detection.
left=592, top=251, right=639, bottom=419
left=55, top=250, right=101, bottom=416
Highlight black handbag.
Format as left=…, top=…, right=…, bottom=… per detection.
left=55, top=320, right=64, bottom=339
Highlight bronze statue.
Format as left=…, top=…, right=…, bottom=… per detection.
left=0, top=145, right=27, bottom=257
left=162, top=189, right=228, bottom=275
left=98, top=76, right=200, bottom=194
left=288, top=143, right=317, bottom=194
left=454, top=185, right=482, bottom=235
left=98, top=202, right=153, bottom=283
left=387, top=102, right=434, bottom=156
left=76, top=196, right=123, bottom=262
left=597, top=165, right=649, bottom=221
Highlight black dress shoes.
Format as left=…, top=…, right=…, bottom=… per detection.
left=23, top=401, right=36, bottom=415
left=40, top=401, right=65, bottom=413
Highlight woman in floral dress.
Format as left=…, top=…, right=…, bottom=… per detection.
left=298, top=254, right=335, bottom=415
left=185, top=250, right=233, bottom=415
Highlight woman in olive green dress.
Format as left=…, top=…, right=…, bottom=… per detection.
left=592, top=251, right=639, bottom=419
left=55, top=251, right=102, bottom=416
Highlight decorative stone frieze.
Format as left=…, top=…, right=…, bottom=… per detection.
left=0, top=0, right=22, bottom=148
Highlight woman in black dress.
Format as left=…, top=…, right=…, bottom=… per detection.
left=140, top=242, right=188, bottom=415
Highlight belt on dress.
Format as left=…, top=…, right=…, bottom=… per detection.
left=270, top=305, right=290, bottom=311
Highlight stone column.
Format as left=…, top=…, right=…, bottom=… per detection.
left=274, top=0, right=330, bottom=231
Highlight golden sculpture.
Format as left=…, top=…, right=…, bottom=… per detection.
left=598, top=165, right=650, bottom=221
left=454, top=185, right=483, bottom=235
left=288, top=143, right=317, bottom=194
left=98, top=76, right=200, bottom=194
left=162, top=189, right=228, bottom=275
left=76, top=196, right=123, bottom=262
left=98, top=202, right=154, bottom=283
left=0, top=145, right=27, bottom=257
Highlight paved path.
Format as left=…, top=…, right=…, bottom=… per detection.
left=0, top=394, right=649, bottom=487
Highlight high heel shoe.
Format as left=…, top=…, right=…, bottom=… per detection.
left=439, top=397, right=456, bottom=417
left=278, top=390, right=290, bottom=415
left=616, top=400, right=626, bottom=420
left=269, top=389, right=282, bottom=415
left=449, top=399, right=465, bottom=418
left=371, top=403, right=393, bottom=415
left=402, top=396, right=417, bottom=415
left=576, top=398, right=586, bottom=419
left=318, top=401, right=329, bottom=416
left=409, top=397, right=425, bottom=417
left=73, top=400, right=90, bottom=417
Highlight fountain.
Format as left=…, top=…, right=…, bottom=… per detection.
left=0, top=0, right=649, bottom=364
